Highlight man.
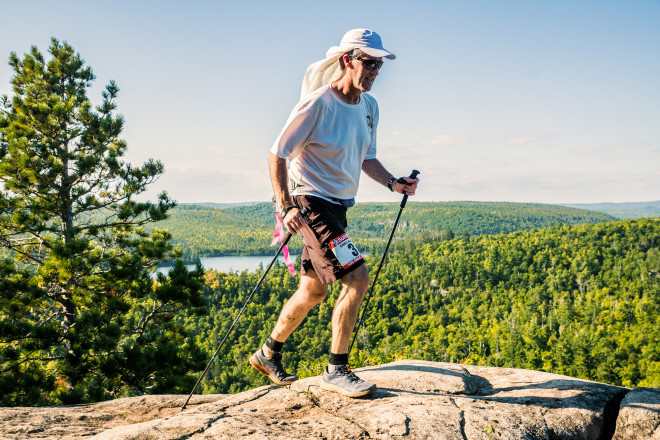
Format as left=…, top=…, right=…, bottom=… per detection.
left=250, top=28, right=419, bottom=398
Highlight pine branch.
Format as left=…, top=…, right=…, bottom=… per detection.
left=27, top=356, right=66, bottom=361
left=135, top=300, right=171, bottom=337
left=18, top=312, right=60, bottom=340
left=1, top=243, right=44, bottom=265
left=0, top=347, right=66, bottom=373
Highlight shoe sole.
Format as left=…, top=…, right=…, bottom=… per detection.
left=249, top=355, right=296, bottom=386
left=320, top=379, right=376, bottom=398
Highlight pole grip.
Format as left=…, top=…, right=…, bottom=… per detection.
left=399, top=169, right=420, bottom=208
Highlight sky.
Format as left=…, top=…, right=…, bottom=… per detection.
left=1, top=0, right=658, bottom=205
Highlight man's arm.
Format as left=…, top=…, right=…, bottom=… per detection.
left=362, top=158, right=419, bottom=196
left=269, top=153, right=294, bottom=210
left=269, top=152, right=305, bottom=234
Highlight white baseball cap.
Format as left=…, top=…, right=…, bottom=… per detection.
left=325, top=28, right=396, bottom=60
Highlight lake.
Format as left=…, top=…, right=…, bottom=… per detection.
left=155, top=255, right=297, bottom=276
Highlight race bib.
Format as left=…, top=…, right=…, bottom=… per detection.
left=329, top=233, right=363, bottom=269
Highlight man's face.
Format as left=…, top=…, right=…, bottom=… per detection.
left=349, top=53, right=383, bottom=92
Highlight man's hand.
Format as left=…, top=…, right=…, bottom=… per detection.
left=362, top=159, right=420, bottom=197
left=392, top=176, right=419, bottom=196
left=282, top=207, right=307, bottom=235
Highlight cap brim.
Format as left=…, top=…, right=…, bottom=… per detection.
left=326, top=45, right=396, bottom=60
left=361, top=47, right=396, bottom=60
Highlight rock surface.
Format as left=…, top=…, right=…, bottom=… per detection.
left=612, top=387, right=660, bottom=440
left=0, top=359, right=653, bottom=440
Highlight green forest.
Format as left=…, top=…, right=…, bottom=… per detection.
left=178, top=217, right=659, bottom=395
left=156, top=202, right=615, bottom=261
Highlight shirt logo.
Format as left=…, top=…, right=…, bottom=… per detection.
left=366, top=115, right=374, bottom=130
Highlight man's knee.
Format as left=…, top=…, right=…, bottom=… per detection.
left=342, top=264, right=370, bottom=295
left=298, top=272, right=328, bottom=305
left=301, top=286, right=327, bottom=305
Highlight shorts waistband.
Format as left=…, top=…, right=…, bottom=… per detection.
left=290, top=180, right=355, bottom=208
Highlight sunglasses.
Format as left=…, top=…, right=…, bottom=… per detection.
left=350, top=55, right=384, bottom=71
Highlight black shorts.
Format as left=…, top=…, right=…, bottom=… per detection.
left=293, top=195, right=365, bottom=284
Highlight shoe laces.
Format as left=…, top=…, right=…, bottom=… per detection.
left=335, top=364, right=362, bottom=383
left=268, top=351, right=290, bottom=379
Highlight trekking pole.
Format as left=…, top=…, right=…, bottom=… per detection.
left=348, top=170, right=420, bottom=355
left=181, top=207, right=308, bottom=410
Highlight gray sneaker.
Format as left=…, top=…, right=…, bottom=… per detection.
left=321, top=364, right=376, bottom=398
left=249, top=348, right=299, bottom=385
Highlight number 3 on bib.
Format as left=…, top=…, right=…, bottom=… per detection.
left=329, top=233, right=363, bottom=269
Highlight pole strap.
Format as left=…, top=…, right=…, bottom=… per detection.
left=271, top=212, right=296, bottom=276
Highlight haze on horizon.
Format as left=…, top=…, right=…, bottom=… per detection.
left=1, top=1, right=658, bottom=205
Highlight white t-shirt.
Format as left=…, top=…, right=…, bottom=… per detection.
left=270, top=85, right=379, bottom=202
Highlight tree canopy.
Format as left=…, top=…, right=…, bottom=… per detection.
left=0, top=39, right=206, bottom=405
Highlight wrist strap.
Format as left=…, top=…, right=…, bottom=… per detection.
left=280, top=204, right=295, bottom=218
left=271, top=211, right=296, bottom=276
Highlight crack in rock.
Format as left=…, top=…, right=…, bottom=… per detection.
left=449, top=397, right=468, bottom=440
left=292, top=387, right=372, bottom=439
left=173, top=388, right=275, bottom=440
left=210, top=386, right=274, bottom=412
left=600, top=388, right=629, bottom=440
left=177, top=414, right=229, bottom=440
left=540, top=408, right=552, bottom=438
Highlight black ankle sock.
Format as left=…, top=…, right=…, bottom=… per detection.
left=329, top=352, right=349, bottom=365
left=265, top=336, right=284, bottom=353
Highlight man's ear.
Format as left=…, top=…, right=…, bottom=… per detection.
left=342, top=53, right=354, bottom=69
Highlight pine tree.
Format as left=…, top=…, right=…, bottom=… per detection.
left=0, top=38, right=206, bottom=405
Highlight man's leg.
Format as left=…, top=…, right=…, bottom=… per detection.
left=321, top=263, right=377, bottom=397
left=270, top=269, right=328, bottom=345
left=250, top=270, right=327, bottom=385
left=331, top=264, right=370, bottom=354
